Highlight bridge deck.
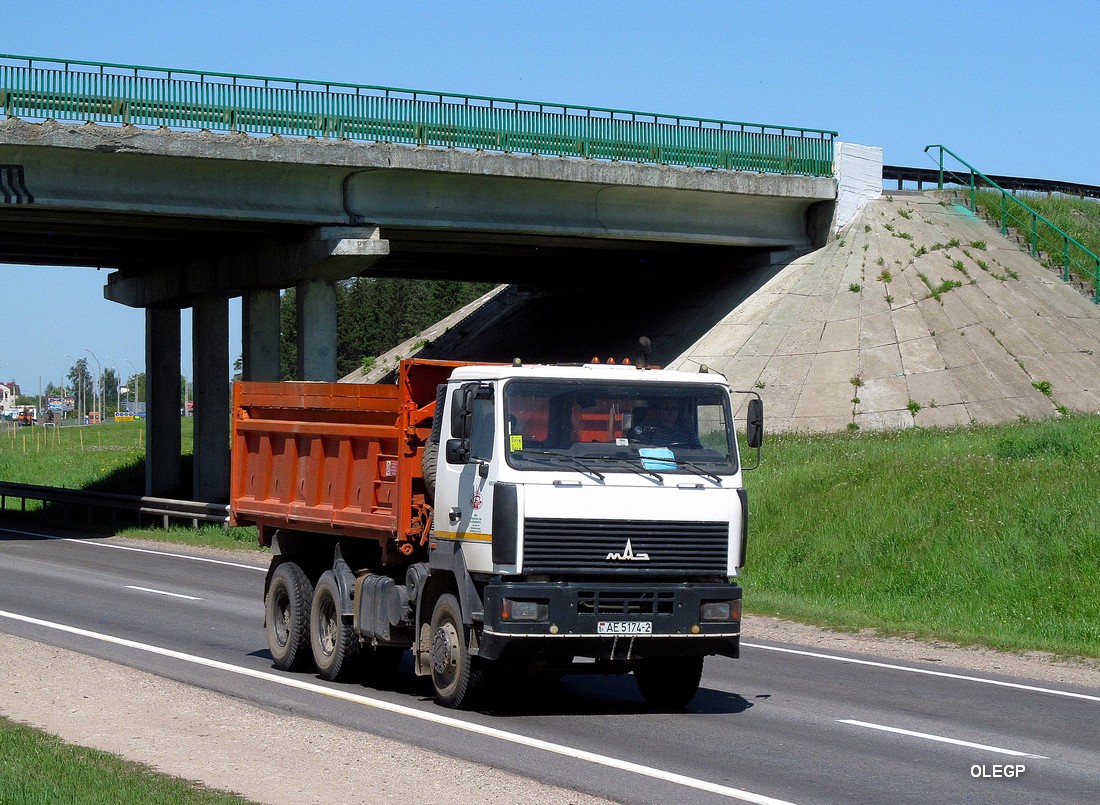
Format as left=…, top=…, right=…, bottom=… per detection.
left=1, top=53, right=836, bottom=177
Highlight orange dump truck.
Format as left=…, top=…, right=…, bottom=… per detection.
left=232, top=358, right=762, bottom=708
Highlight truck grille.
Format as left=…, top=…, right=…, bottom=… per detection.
left=522, top=518, right=728, bottom=575
left=578, top=590, right=676, bottom=616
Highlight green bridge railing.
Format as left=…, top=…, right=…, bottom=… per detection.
left=925, top=144, right=1100, bottom=303
left=0, top=54, right=837, bottom=177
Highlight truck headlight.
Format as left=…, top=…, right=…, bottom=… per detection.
left=700, top=600, right=741, bottom=622
left=501, top=599, right=549, bottom=623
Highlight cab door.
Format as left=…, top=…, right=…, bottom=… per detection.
left=434, top=382, right=497, bottom=572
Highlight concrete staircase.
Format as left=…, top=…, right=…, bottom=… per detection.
left=956, top=190, right=1099, bottom=304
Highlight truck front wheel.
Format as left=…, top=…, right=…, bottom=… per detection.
left=310, top=571, right=359, bottom=681
left=429, top=593, right=482, bottom=708
left=633, top=656, right=704, bottom=709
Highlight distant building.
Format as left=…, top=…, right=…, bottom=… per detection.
left=0, top=381, right=15, bottom=415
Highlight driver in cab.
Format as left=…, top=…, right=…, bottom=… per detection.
left=629, top=398, right=699, bottom=447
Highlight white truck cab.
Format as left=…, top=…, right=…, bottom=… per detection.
left=423, top=360, right=762, bottom=707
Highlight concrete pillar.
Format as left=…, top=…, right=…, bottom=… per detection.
left=192, top=295, right=230, bottom=502
left=145, top=307, right=182, bottom=498
left=242, top=288, right=281, bottom=381
left=296, top=279, right=337, bottom=381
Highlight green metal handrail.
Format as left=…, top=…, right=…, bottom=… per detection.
left=925, top=145, right=1099, bottom=303
left=0, top=54, right=837, bottom=177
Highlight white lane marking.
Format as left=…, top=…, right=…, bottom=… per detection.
left=743, top=642, right=1100, bottom=703
left=4, top=526, right=1093, bottom=706
left=64, top=539, right=265, bottom=572
left=0, top=610, right=798, bottom=805
left=0, top=526, right=265, bottom=572
left=124, top=585, right=202, bottom=601
left=838, top=719, right=1048, bottom=759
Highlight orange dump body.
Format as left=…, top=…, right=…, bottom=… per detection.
left=231, top=359, right=473, bottom=560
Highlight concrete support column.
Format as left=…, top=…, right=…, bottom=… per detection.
left=296, top=279, right=337, bottom=381
left=242, top=288, right=281, bottom=381
left=145, top=307, right=182, bottom=498
left=192, top=295, right=230, bottom=502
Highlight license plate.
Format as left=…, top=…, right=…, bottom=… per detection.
left=597, top=620, right=652, bottom=635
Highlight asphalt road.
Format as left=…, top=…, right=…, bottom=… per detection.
left=1, top=525, right=1097, bottom=805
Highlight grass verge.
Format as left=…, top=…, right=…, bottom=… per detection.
left=740, top=414, right=1100, bottom=658
left=0, top=716, right=256, bottom=804
left=0, top=419, right=265, bottom=552
left=0, top=419, right=162, bottom=498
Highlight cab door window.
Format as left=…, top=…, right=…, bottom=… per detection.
left=469, top=393, right=495, bottom=461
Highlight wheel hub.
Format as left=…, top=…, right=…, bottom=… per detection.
left=431, top=622, right=460, bottom=679
left=273, top=592, right=290, bottom=648
left=318, top=599, right=337, bottom=656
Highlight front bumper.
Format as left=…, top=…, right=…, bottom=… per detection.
left=478, top=580, right=741, bottom=662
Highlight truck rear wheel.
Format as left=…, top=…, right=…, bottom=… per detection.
left=266, top=562, right=314, bottom=672
left=429, top=593, right=482, bottom=708
left=633, top=656, right=704, bottom=709
left=310, top=571, right=360, bottom=681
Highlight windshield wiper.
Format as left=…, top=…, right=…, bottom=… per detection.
left=587, top=454, right=665, bottom=484
left=673, top=459, right=723, bottom=485
left=517, top=449, right=605, bottom=481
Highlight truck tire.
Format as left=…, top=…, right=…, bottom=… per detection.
left=633, top=656, right=704, bottom=709
left=310, top=571, right=360, bottom=681
left=422, top=438, right=438, bottom=501
left=266, top=562, right=314, bottom=672
left=429, top=593, right=483, bottom=708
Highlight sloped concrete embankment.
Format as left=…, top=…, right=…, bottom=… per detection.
left=347, top=193, right=1100, bottom=434
left=669, top=193, right=1100, bottom=431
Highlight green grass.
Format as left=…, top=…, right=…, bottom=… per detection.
left=117, top=524, right=264, bottom=552
left=0, top=419, right=157, bottom=494
left=740, top=415, right=1100, bottom=658
left=0, top=716, right=256, bottom=804
left=0, top=419, right=262, bottom=551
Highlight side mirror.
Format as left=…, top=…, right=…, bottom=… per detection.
left=450, top=384, right=476, bottom=439
left=445, top=438, right=470, bottom=464
left=746, top=398, right=764, bottom=449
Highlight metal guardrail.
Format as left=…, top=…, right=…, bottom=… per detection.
left=0, top=481, right=229, bottom=528
left=883, top=164, right=1100, bottom=200
left=0, top=53, right=837, bottom=177
left=924, top=145, right=1100, bottom=303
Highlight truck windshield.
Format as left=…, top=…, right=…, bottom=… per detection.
left=503, top=379, right=738, bottom=476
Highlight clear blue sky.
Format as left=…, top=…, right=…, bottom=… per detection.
left=2, top=0, right=1097, bottom=393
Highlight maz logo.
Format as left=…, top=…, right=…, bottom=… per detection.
left=605, top=539, right=650, bottom=562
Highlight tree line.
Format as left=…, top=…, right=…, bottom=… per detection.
left=13, top=277, right=491, bottom=418
left=280, top=276, right=495, bottom=379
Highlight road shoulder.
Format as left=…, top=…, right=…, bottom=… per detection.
left=0, top=631, right=616, bottom=805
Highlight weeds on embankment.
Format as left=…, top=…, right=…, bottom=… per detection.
left=741, top=415, right=1100, bottom=658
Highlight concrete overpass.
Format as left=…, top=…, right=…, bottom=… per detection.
left=0, top=54, right=853, bottom=502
